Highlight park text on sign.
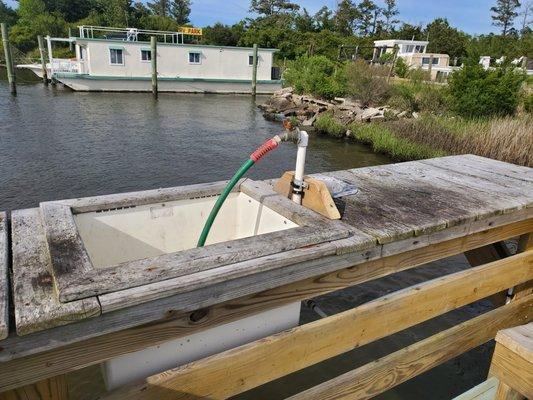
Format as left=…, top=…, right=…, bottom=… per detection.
left=179, top=27, right=203, bottom=36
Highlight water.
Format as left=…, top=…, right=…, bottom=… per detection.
left=0, top=82, right=388, bottom=211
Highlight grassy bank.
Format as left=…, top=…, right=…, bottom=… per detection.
left=313, top=113, right=532, bottom=166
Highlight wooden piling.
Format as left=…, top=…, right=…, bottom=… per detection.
left=1, top=23, right=16, bottom=94
left=151, top=36, right=158, bottom=98
left=251, top=43, right=258, bottom=96
left=428, top=54, right=434, bottom=81
left=387, top=45, right=399, bottom=83
left=37, top=35, right=48, bottom=85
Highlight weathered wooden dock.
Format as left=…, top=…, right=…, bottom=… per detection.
left=0, top=154, right=532, bottom=399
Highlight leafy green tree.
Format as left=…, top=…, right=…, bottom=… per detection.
left=425, top=18, right=469, bottom=60
left=202, top=22, right=244, bottom=46
left=42, top=0, right=96, bottom=22
left=314, top=6, right=334, bottom=31
left=96, top=0, right=133, bottom=27
left=355, top=0, right=378, bottom=36
left=0, top=0, right=18, bottom=26
left=491, top=0, right=521, bottom=35
left=448, top=64, right=525, bottom=117
left=381, top=0, right=399, bottom=32
left=394, top=57, right=408, bottom=78
left=395, top=23, right=423, bottom=40
left=334, top=0, right=359, bottom=35
left=170, top=0, right=191, bottom=25
left=250, top=0, right=300, bottom=16
left=294, top=8, right=317, bottom=32
left=147, top=0, right=170, bottom=17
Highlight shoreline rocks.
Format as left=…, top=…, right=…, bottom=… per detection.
left=258, top=87, right=410, bottom=129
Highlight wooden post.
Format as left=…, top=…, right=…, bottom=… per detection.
left=68, top=27, right=73, bottom=51
left=428, top=54, right=434, bottom=81
left=37, top=35, right=48, bottom=85
left=387, top=45, right=399, bottom=83
left=251, top=43, right=258, bottom=96
left=0, top=375, right=69, bottom=400
left=150, top=36, right=158, bottom=98
left=1, top=23, right=16, bottom=95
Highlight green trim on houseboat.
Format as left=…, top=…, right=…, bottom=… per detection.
left=53, top=72, right=283, bottom=84
left=75, top=37, right=278, bottom=52
left=108, top=45, right=125, bottom=50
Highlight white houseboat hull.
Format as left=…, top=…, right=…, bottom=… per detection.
left=55, top=73, right=282, bottom=93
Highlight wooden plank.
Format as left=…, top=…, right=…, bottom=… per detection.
left=421, top=156, right=533, bottom=191
left=60, top=180, right=236, bottom=213
left=0, top=213, right=8, bottom=340
left=495, top=323, right=533, bottom=363
left=99, top=252, right=533, bottom=400
left=0, top=219, right=531, bottom=393
left=494, top=382, right=524, bottom=400
left=288, top=297, right=533, bottom=400
left=490, top=342, right=532, bottom=399
left=453, top=377, right=498, bottom=400
left=0, top=375, right=68, bottom=400
left=10, top=209, right=100, bottom=336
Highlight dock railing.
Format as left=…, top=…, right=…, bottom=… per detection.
left=1, top=218, right=530, bottom=399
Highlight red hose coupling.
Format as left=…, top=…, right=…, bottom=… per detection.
left=250, top=138, right=280, bottom=162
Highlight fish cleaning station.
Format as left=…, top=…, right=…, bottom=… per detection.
left=0, top=121, right=532, bottom=399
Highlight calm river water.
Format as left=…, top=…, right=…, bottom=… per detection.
left=0, top=81, right=388, bottom=211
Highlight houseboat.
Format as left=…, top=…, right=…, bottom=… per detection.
left=19, top=26, right=282, bottom=94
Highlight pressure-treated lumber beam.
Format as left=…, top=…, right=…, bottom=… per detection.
left=0, top=220, right=531, bottom=392
left=490, top=343, right=532, bottom=399
left=100, top=250, right=533, bottom=400
left=287, top=296, right=532, bottom=400
left=0, top=375, right=68, bottom=400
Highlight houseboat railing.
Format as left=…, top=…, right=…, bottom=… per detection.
left=78, top=26, right=185, bottom=44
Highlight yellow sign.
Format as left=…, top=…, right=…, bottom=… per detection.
left=178, top=27, right=203, bottom=36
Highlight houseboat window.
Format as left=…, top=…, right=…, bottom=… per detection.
left=189, top=52, right=201, bottom=64
left=405, top=45, right=414, bottom=53
left=248, top=55, right=254, bottom=66
left=79, top=47, right=86, bottom=60
left=109, top=48, right=124, bottom=65
left=141, top=49, right=151, bottom=62
left=415, top=45, right=425, bottom=53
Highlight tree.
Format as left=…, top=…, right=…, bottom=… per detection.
left=314, top=6, right=334, bottom=31
left=334, top=0, right=359, bottom=35
left=249, top=0, right=300, bottom=16
left=294, top=8, right=316, bottom=32
left=355, top=0, right=378, bottom=36
left=0, top=0, right=18, bottom=26
left=97, top=0, right=133, bottom=27
left=396, top=23, right=423, bottom=40
left=147, top=0, right=170, bottom=17
left=519, top=1, right=533, bottom=34
left=202, top=22, right=244, bottom=46
left=425, top=18, right=469, bottom=60
left=381, top=0, right=400, bottom=32
left=170, top=0, right=191, bottom=25
left=491, top=0, right=521, bottom=35
left=41, top=0, right=96, bottom=22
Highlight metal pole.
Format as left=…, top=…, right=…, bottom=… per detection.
left=1, top=23, right=16, bottom=95
left=68, top=28, right=73, bottom=51
left=151, top=36, right=158, bottom=98
left=251, top=43, right=258, bottom=96
left=37, top=35, right=48, bottom=85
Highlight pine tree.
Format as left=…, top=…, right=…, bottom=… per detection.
left=355, top=0, right=378, bottom=36
left=381, top=0, right=400, bottom=32
left=334, top=0, right=359, bottom=35
left=147, top=0, right=170, bottom=17
left=170, top=0, right=191, bottom=25
left=249, top=0, right=300, bottom=16
left=491, top=0, right=521, bottom=35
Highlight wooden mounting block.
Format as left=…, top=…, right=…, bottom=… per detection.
left=273, top=171, right=341, bottom=220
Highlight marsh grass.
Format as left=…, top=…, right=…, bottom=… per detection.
left=387, top=114, right=532, bottom=167
left=315, top=113, right=347, bottom=137
left=347, top=123, right=446, bottom=161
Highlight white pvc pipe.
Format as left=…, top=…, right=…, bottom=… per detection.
left=292, top=130, right=308, bottom=205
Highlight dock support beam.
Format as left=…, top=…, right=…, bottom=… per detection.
left=151, top=36, right=158, bottom=98
left=37, top=35, right=48, bottom=85
left=1, top=23, right=16, bottom=95
left=251, top=43, right=258, bottom=96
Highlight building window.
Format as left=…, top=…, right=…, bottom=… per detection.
left=141, top=49, right=151, bottom=62
left=189, top=52, right=201, bottom=64
left=415, top=45, right=425, bottom=53
left=405, top=45, right=414, bottom=53
left=79, top=47, right=86, bottom=61
left=248, top=55, right=254, bottom=66
left=109, top=48, right=124, bottom=65
left=422, top=57, right=439, bottom=65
